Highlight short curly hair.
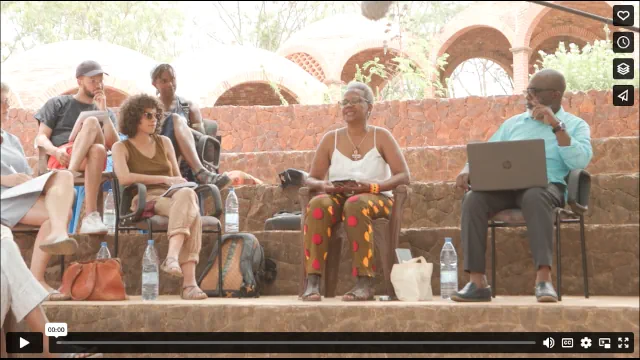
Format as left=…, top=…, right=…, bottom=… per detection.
left=118, top=94, right=164, bottom=138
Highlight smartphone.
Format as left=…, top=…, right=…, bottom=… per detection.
left=331, top=179, right=357, bottom=187
left=395, top=248, right=413, bottom=264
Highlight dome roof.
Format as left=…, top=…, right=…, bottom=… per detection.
left=1, top=40, right=157, bottom=109
left=172, top=45, right=328, bottom=106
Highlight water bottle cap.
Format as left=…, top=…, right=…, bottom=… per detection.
left=148, top=239, right=154, bottom=245
left=445, top=237, right=452, bottom=243
left=229, top=187, right=235, bottom=192
left=101, top=242, right=107, bottom=247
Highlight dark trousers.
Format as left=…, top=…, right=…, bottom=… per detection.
left=461, top=183, right=565, bottom=273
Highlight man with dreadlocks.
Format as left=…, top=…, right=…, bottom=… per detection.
left=151, top=63, right=230, bottom=189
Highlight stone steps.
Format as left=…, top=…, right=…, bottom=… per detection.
left=7, top=296, right=637, bottom=358
left=213, top=173, right=639, bottom=232
left=13, top=224, right=639, bottom=298
left=219, top=137, right=639, bottom=184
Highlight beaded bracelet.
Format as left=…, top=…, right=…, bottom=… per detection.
left=369, top=183, right=380, bottom=194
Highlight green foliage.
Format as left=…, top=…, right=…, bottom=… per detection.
left=534, top=31, right=639, bottom=92
left=261, top=65, right=289, bottom=106
left=1, top=1, right=184, bottom=62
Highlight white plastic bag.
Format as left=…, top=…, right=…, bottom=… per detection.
left=390, top=256, right=433, bottom=301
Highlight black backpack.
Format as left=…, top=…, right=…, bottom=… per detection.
left=278, top=169, right=308, bottom=189
left=264, top=211, right=302, bottom=231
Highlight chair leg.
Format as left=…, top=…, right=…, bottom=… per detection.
left=580, top=216, right=589, bottom=298
left=556, top=214, right=562, bottom=301
left=491, top=225, right=496, bottom=298
left=112, top=178, right=120, bottom=258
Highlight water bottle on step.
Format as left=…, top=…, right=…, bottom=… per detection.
left=96, top=242, right=111, bottom=259
left=103, top=189, right=116, bottom=234
left=440, top=237, right=458, bottom=299
left=142, top=240, right=159, bottom=301
left=225, top=187, right=239, bottom=233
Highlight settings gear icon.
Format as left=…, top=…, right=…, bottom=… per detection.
left=581, top=337, right=592, bottom=349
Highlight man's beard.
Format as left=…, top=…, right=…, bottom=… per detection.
left=83, top=87, right=95, bottom=99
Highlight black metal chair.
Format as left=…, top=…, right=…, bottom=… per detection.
left=112, top=179, right=224, bottom=294
left=488, top=169, right=591, bottom=301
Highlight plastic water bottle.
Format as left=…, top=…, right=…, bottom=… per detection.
left=142, top=240, right=159, bottom=301
left=440, top=237, right=459, bottom=299
left=96, top=242, right=111, bottom=259
left=103, top=189, right=116, bottom=234
left=225, top=187, right=239, bottom=233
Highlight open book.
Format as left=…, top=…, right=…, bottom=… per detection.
left=161, top=182, right=198, bottom=197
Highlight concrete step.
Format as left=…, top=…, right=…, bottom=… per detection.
left=13, top=224, right=639, bottom=298
left=8, top=296, right=639, bottom=358
left=210, top=173, right=639, bottom=232
left=220, top=137, right=639, bottom=184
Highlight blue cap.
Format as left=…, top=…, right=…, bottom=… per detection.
left=148, top=240, right=154, bottom=245
left=101, top=242, right=107, bottom=247
left=445, top=237, right=452, bottom=243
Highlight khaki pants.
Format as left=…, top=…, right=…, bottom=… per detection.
left=1, top=225, right=49, bottom=327
left=132, top=188, right=203, bottom=265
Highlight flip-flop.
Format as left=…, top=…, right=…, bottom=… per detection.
left=39, top=236, right=79, bottom=256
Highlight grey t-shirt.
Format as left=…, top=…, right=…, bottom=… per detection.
left=34, top=95, right=117, bottom=147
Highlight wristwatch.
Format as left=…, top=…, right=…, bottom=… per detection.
left=552, top=121, right=566, bottom=134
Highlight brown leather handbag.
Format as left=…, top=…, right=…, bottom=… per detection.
left=59, top=258, right=128, bottom=301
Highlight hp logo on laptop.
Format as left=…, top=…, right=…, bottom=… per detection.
left=502, top=161, right=512, bottom=169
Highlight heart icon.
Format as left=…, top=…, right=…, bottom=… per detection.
left=617, top=11, right=630, bottom=21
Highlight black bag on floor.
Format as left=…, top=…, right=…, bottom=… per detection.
left=264, top=211, right=302, bottom=231
left=198, top=233, right=276, bottom=298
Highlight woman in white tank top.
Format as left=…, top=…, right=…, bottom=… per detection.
left=301, top=82, right=411, bottom=302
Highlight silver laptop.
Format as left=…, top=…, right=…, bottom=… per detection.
left=467, top=139, right=548, bottom=191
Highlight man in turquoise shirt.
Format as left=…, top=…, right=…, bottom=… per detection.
left=451, top=69, right=593, bottom=303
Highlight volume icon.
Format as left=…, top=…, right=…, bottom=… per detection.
left=543, top=337, right=555, bottom=349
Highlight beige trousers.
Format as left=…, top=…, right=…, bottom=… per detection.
left=132, top=188, right=202, bottom=265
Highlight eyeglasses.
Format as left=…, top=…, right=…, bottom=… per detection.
left=339, top=98, right=370, bottom=107
left=143, top=112, right=160, bottom=120
left=525, top=88, right=558, bottom=96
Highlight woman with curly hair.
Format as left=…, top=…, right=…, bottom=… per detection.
left=112, top=94, right=207, bottom=300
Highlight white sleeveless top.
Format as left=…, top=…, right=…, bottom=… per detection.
left=328, top=127, right=393, bottom=197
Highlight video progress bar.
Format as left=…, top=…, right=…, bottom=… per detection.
left=58, top=341, right=535, bottom=345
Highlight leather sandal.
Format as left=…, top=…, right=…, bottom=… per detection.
left=160, top=257, right=183, bottom=278
left=342, top=285, right=375, bottom=302
left=181, top=285, right=207, bottom=300
left=47, top=289, right=71, bottom=301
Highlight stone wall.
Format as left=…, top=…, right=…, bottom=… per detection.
left=219, top=137, right=640, bottom=184
left=5, top=89, right=638, bottom=157
left=207, top=173, right=639, bottom=233
left=12, top=224, right=640, bottom=297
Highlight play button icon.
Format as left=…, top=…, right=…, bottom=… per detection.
left=6, top=332, right=43, bottom=354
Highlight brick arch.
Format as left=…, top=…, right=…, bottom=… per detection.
left=334, top=37, right=423, bottom=82
left=285, top=52, right=327, bottom=82
left=529, top=25, right=601, bottom=51
left=204, top=70, right=310, bottom=107
left=213, top=82, right=299, bottom=107
left=517, top=1, right=618, bottom=47
left=340, top=47, right=405, bottom=94
left=436, top=26, right=513, bottom=83
left=432, top=20, right=515, bottom=65
left=277, top=44, right=331, bottom=82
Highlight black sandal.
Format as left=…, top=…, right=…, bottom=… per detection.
left=194, top=169, right=231, bottom=190
left=342, top=281, right=375, bottom=302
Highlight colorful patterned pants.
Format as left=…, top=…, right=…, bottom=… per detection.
left=304, top=193, right=394, bottom=278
